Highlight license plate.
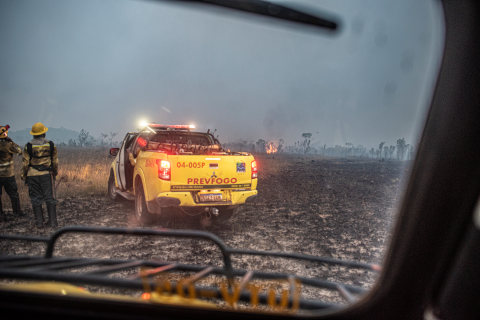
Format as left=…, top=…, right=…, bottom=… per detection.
left=199, top=193, right=222, bottom=202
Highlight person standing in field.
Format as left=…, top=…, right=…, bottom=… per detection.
left=0, top=125, right=25, bottom=223
left=21, top=122, right=58, bottom=228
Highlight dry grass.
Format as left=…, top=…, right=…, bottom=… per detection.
left=1, top=149, right=293, bottom=211
left=1, top=147, right=113, bottom=211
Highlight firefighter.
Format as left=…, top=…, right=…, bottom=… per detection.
left=0, top=125, right=25, bottom=222
left=126, top=147, right=137, bottom=167
left=21, top=122, right=59, bottom=228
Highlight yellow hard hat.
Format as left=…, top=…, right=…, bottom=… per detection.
left=30, top=122, right=48, bottom=135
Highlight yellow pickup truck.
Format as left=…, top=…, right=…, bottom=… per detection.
left=108, top=124, right=258, bottom=223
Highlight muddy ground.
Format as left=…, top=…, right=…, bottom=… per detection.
left=0, top=155, right=409, bottom=306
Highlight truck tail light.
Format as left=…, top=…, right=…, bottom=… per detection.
left=251, top=160, right=257, bottom=179
left=156, top=160, right=171, bottom=181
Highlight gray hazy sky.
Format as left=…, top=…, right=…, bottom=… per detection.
left=0, top=0, right=444, bottom=148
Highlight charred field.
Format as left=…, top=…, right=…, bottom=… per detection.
left=0, top=151, right=409, bottom=305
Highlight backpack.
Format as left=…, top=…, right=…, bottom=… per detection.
left=27, top=141, right=54, bottom=171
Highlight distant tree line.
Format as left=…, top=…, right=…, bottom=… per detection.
left=320, top=138, right=415, bottom=160
left=61, top=128, right=416, bottom=160
left=225, top=133, right=416, bottom=160
left=57, top=130, right=120, bottom=148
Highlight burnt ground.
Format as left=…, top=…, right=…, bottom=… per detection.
left=0, top=155, right=409, bottom=306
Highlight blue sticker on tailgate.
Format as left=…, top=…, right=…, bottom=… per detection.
left=236, top=161, right=246, bottom=173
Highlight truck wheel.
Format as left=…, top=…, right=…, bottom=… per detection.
left=215, top=207, right=234, bottom=222
left=108, top=170, right=119, bottom=201
left=134, top=184, right=153, bottom=224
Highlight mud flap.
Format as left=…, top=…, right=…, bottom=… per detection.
left=146, top=200, right=162, bottom=214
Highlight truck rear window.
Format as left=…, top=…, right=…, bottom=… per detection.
left=150, top=132, right=213, bottom=146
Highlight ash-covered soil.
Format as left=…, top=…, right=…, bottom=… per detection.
left=0, top=155, right=409, bottom=305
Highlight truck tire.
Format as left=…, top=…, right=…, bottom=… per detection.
left=108, top=170, right=120, bottom=202
left=134, top=183, right=153, bottom=224
left=215, top=207, right=234, bottom=222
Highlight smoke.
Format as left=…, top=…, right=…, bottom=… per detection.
left=0, top=0, right=443, bottom=149
left=262, top=106, right=291, bottom=141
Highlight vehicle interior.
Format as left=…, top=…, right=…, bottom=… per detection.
left=116, top=133, right=138, bottom=190
left=149, top=132, right=216, bottom=148
left=1, top=0, right=480, bottom=319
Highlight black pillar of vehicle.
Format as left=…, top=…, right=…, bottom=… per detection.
left=337, top=1, right=480, bottom=319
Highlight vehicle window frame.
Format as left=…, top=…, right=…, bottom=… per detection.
left=117, top=132, right=137, bottom=190
left=4, top=1, right=480, bottom=319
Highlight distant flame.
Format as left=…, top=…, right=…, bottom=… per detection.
left=266, top=142, right=277, bottom=154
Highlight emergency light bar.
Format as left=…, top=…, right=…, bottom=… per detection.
left=142, top=124, right=195, bottom=131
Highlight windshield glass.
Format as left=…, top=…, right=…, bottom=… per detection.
left=0, top=0, right=444, bottom=314
left=151, top=132, right=214, bottom=145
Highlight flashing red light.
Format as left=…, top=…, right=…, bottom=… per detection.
left=251, top=160, right=258, bottom=179
left=145, top=124, right=195, bottom=130
left=142, top=292, right=151, bottom=300
left=156, top=159, right=171, bottom=180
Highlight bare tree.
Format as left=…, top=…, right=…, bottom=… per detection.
left=301, top=133, right=312, bottom=154
left=389, top=145, right=395, bottom=159
left=397, top=138, right=406, bottom=160
left=100, top=133, right=108, bottom=147
left=78, top=129, right=89, bottom=147
left=84, top=136, right=96, bottom=147
left=256, top=139, right=266, bottom=153
left=109, top=132, right=118, bottom=147
left=378, top=142, right=385, bottom=158
left=345, top=142, right=353, bottom=156
left=356, top=145, right=367, bottom=157
left=278, top=139, right=284, bottom=153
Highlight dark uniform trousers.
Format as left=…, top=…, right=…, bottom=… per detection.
left=0, top=176, right=20, bottom=201
left=27, top=175, right=56, bottom=207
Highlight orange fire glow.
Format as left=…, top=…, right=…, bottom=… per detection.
left=266, top=142, right=277, bottom=154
